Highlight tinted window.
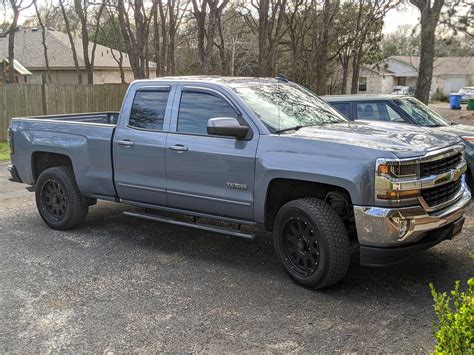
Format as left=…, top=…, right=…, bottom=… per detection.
left=355, top=102, right=405, bottom=123
left=178, top=91, right=237, bottom=135
left=331, top=102, right=350, bottom=118
left=129, top=90, right=169, bottom=130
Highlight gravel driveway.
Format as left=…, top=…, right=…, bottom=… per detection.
left=0, top=161, right=472, bottom=352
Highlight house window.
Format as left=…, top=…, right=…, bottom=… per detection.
left=397, top=77, right=406, bottom=86
left=358, top=77, right=367, bottom=92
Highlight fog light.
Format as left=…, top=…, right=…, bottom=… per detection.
left=399, top=219, right=409, bottom=238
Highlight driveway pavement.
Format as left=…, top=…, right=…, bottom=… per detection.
left=430, top=102, right=474, bottom=124
left=0, top=162, right=473, bottom=352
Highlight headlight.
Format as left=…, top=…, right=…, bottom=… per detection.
left=376, top=160, right=418, bottom=178
left=376, top=158, right=420, bottom=201
left=461, top=136, right=474, bottom=146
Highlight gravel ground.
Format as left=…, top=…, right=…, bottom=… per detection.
left=1, top=161, right=473, bottom=352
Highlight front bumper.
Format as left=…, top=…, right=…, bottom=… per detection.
left=359, top=216, right=465, bottom=266
left=354, top=182, right=471, bottom=248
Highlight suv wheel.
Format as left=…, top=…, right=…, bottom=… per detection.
left=273, top=198, right=350, bottom=289
left=35, top=166, right=88, bottom=230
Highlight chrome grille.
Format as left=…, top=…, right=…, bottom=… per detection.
left=421, top=179, right=462, bottom=208
left=420, top=153, right=462, bottom=178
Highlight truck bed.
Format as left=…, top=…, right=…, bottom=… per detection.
left=13, top=112, right=120, bottom=125
left=10, top=112, right=119, bottom=199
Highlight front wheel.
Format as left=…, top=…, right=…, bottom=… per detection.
left=273, top=198, right=350, bottom=289
left=35, top=166, right=88, bottom=230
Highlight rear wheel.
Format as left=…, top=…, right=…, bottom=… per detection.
left=273, top=198, right=350, bottom=289
left=35, top=166, right=88, bottom=230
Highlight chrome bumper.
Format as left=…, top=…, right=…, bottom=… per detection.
left=354, top=182, right=471, bottom=247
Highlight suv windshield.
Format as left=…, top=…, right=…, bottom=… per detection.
left=394, top=97, right=449, bottom=127
left=232, top=83, right=347, bottom=133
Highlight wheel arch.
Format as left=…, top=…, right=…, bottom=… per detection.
left=32, top=151, right=73, bottom=183
left=263, top=178, right=354, bottom=231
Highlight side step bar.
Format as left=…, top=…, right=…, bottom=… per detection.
left=123, top=211, right=256, bottom=240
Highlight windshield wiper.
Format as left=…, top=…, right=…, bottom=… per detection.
left=275, top=125, right=304, bottom=134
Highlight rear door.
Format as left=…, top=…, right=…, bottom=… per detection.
left=165, top=85, right=258, bottom=221
left=113, top=85, right=174, bottom=206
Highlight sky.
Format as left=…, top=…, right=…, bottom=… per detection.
left=7, top=2, right=421, bottom=35
left=383, top=6, right=419, bottom=34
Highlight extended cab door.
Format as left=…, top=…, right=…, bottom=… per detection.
left=165, top=86, right=258, bottom=221
left=113, top=85, right=174, bottom=206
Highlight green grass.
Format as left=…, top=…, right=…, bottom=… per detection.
left=0, top=141, right=10, bottom=161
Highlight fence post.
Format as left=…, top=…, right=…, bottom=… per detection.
left=41, top=79, right=48, bottom=115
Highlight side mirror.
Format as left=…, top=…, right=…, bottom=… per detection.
left=207, top=117, right=249, bottom=139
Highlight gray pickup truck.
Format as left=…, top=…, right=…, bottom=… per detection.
left=8, top=77, right=471, bottom=289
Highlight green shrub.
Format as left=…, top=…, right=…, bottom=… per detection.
left=429, top=278, right=474, bottom=354
left=431, top=90, right=449, bottom=102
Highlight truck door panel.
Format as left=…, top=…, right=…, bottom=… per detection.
left=113, top=87, right=172, bottom=205
left=165, top=87, right=258, bottom=220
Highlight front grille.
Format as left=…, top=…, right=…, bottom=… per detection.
left=420, top=153, right=462, bottom=178
left=421, top=179, right=462, bottom=208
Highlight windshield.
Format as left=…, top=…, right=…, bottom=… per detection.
left=232, top=83, right=347, bottom=133
left=394, top=97, right=449, bottom=127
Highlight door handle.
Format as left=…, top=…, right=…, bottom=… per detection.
left=118, top=140, right=135, bottom=147
left=168, top=144, right=188, bottom=152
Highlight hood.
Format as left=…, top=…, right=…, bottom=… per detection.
left=437, top=124, right=474, bottom=138
left=290, top=120, right=461, bottom=158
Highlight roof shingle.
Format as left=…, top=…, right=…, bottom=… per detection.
left=0, top=28, right=154, bottom=70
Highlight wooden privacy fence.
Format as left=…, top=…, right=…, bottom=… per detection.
left=0, top=84, right=129, bottom=141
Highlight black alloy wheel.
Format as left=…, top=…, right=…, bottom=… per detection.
left=39, top=178, right=68, bottom=222
left=282, top=215, right=320, bottom=276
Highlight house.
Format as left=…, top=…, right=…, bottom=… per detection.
left=0, top=58, right=32, bottom=83
left=348, top=56, right=474, bottom=97
left=0, top=27, right=154, bottom=84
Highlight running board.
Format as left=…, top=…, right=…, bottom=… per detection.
left=123, top=211, right=256, bottom=240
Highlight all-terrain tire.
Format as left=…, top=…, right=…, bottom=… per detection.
left=273, top=197, right=350, bottom=289
left=35, top=166, right=88, bottom=230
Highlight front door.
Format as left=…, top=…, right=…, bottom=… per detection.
left=165, top=87, right=258, bottom=221
left=113, top=86, right=173, bottom=206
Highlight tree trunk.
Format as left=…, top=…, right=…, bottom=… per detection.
left=33, top=0, right=52, bottom=84
left=191, top=0, right=207, bottom=71
left=257, top=0, right=270, bottom=76
left=410, top=0, right=444, bottom=104
left=350, top=47, right=363, bottom=94
left=339, top=53, right=349, bottom=94
left=7, top=0, right=19, bottom=83
left=158, top=0, right=168, bottom=75
left=111, top=49, right=126, bottom=84
left=313, top=0, right=338, bottom=95
left=59, top=0, right=82, bottom=84
left=153, top=6, right=161, bottom=77
left=216, top=15, right=227, bottom=75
